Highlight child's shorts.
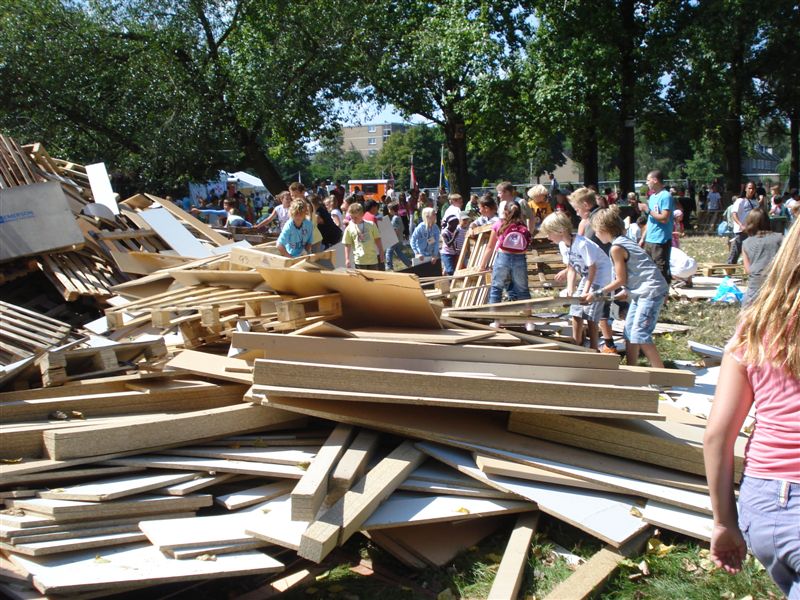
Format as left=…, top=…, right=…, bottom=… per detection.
left=569, top=282, right=604, bottom=322
left=623, top=294, right=666, bottom=344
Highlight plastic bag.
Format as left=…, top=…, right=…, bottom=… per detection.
left=716, top=221, right=731, bottom=236
left=710, top=276, right=744, bottom=303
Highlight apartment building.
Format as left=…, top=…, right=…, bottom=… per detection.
left=341, top=123, right=407, bottom=158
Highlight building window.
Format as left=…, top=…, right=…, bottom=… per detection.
left=368, top=149, right=378, bottom=157
left=368, top=137, right=377, bottom=145
left=367, top=125, right=377, bottom=133
left=383, top=131, right=391, bottom=140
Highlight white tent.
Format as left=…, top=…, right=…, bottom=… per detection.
left=228, top=171, right=266, bottom=192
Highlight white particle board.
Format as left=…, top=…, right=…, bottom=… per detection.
left=417, top=442, right=647, bottom=548
left=37, top=472, right=198, bottom=502
left=85, top=163, right=119, bottom=215
left=138, top=497, right=285, bottom=551
left=9, top=543, right=283, bottom=595
left=362, top=492, right=532, bottom=530
left=158, top=473, right=239, bottom=496
left=10, top=531, right=146, bottom=557
left=7, top=494, right=212, bottom=520
left=104, top=455, right=306, bottom=478
left=139, top=207, right=212, bottom=258
left=169, top=539, right=269, bottom=559
left=244, top=495, right=311, bottom=551
left=163, top=446, right=317, bottom=466
left=640, top=501, right=714, bottom=542
left=215, top=481, right=294, bottom=511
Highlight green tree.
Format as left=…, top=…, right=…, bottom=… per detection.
left=0, top=0, right=364, bottom=194
left=373, top=125, right=443, bottom=192
left=359, top=0, right=531, bottom=198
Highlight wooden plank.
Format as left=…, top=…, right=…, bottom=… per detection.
left=37, top=472, right=198, bottom=502
left=349, top=328, right=496, bottom=345
left=620, top=364, right=695, bottom=387
left=160, top=445, right=316, bottom=466
left=474, top=450, right=713, bottom=514
left=640, top=500, right=713, bottom=541
left=261, top=396, right=710, bottom=494
left=144, top=193, right=231, bottom=247
left=290, top=424, right=354, bottom=521
left=104, top=455, right=307, bottom=479
left=362, top=492, right=532, bottom=530
left=7, top=494, right=213, bottom=520
left=215, top=481, right=294, bottom=511
left=243, top=495, right=312, bottom=551
left=233, top=331, right=620, bottom=370
left=8, top=531, right=145, bottom=557
left=508, top=412, right=745, bottom=478
left=43, top=404, right=301, bottom=460
left=165, top=350, right=253, bottom=385
left=10, top=543, right=282, bottom=595
left=138, top=496, right=286, bottom=551
left=254, top=359, right=659, bottom=414
left=416, top=442, right=648, bottom=547
left=256, top=385, right=663, bottom=419
left=329, top=429, right=381, bottom=500
left=417, top=442, right=647, bottom=547
left=158, top=473, right=238, bottom=496
left=297, top=440, right=425, bottom=563
left=488, top=512, right=540, bottom=600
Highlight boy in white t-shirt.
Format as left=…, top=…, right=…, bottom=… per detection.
left=541, top=212, right=614, bottom=352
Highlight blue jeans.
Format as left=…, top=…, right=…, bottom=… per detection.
left=489, top=251, right=530, bottom=304
left=385, top=242, right=412, bottom=271
left=441, top=253, right=457, bottom=276
left=624, top=294, right=665, bottom=344
left=738, top=476, right=800, bottom=598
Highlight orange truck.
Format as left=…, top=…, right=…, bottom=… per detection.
left=347, top=179, right=391, bottom=201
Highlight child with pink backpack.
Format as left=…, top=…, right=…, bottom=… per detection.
left=479, top=200, right=531, bottom=304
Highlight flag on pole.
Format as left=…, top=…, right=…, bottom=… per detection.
left=410, top=155, right=418, bottom=191
left=439, top=146, right=450, bottom=193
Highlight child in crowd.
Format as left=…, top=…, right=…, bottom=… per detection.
left=527, top=184, right=553, bottom=232
left=703, top=220, right=799, bottom=599
left=440, top=214, right=460, bottom=275
left=541, top=212, right=615, bottom=352
left=466, top=194, right=481, bottom=219
left=672, top=209, right=685, bottom=248
left=741, top=207, right=783, bottom=306
left=588, top=206, right=669, bottom=367
left=255, top=191, right=291, bottom=232
left=324, top=197, right=344, bottom=230
left=343, top=203, right=383, bottom=270
left=442, top=193, right=464, bottom=224
left=276, top=200, right=313, bottom=258
left=363, top=200, right=382, bottom=223
left=410, top=206, right=440, bottom=265
left=568, top=187, right=620, bottom=351
left=627, top=212, right=648, bottom=244
left=385, top=202, right=412, bottom=271
left=191, top=197, right=252, bottom=229
left=480, top=201, right=531, bottom=305
left=554, top=192, right=572, bottom=215
left=470, top=195, right=499, bottom=233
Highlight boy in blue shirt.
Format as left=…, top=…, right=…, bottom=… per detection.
left=637, top=169, right=674, bottom=283
left=277, top=200, right=313, bottom=258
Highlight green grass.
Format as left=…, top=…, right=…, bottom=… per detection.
left=604, top=540, right=783, bottom=600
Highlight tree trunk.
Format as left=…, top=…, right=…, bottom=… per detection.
left=236, top=127, right=288, bottom=195
left=617, top=0, right=636, bottom=197
left=443, top=113, right=470, bottom=199
left=723, top=37, right=745, bottom=197
left=790, top=106, right=799, bottom=191
left=578, top=121, right=599, bottom=189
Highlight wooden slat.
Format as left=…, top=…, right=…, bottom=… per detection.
left=487, top=512, right=539, bottom=600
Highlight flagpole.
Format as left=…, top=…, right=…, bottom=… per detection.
left=439, top=145, right=444, bottom=190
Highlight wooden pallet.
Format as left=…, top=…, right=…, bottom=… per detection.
left=39, top=339, right=168, bottom=387
left=0, top=302, right=72, bottom=366
left=38, top=250, right=125, bottom=301
left=698, top=263, right=743, bottom=277
left=0, top=134, right=45, bottom=189
left=272, top=294, right=343, bottom=332
left=451, top=225, right=494, bottom=308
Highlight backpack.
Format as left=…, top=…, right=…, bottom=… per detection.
left=499, top=223, right=531, bottom=252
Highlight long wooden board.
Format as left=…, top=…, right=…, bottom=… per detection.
left=43, top=404, right=301, bottom=460
left=254, top=359, right=659, bottom=414
left=232, top=332, right=620, bottom=370
left=488, top=512, right=540, bottom=600
left=10, top=544, right=282, bottom=595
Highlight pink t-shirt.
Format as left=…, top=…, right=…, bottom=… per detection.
left=728, top=338, right=800, bottom=483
